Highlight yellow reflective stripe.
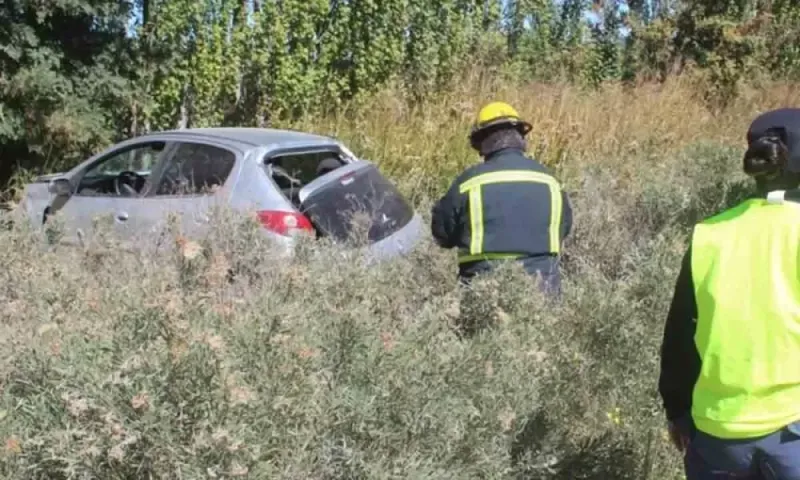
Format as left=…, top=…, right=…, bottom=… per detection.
left=549, top=186, right=563, bottom=254
left=458, top=170, right=557, bottom=193
left=458, top=252, right=526, bottom=264
left=458, top=170, right=562, bottom=254
left=468, top=187, right=483, bottom=255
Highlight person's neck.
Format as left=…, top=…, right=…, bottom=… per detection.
left=758, top=178, right=800, bottom=194
left=482, top=146, right=522, bottom=161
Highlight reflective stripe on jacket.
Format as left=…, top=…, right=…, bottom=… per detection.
left=430, top=147, right=572, bottom=276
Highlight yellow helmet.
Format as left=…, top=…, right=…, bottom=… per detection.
left=469, top=101, right=533, bottom=142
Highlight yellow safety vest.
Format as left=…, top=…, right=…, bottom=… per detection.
left=691, top=197, right=800, bottom=439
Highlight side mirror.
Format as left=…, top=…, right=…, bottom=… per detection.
left=48, top=178, right=72, bottom=196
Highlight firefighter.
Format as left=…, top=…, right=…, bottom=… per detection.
left=658, top=107, right=800, bottom=479
left=431, top=101, right=573, bottom=297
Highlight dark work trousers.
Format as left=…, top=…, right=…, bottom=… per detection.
left=680, top=418, right=800, bottom=479
left=458, top=255, right=562, bottom=293
left=455, top=256, right=561, bottom=338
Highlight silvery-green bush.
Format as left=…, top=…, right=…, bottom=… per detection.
left=0, top=142, right=747, bottom=479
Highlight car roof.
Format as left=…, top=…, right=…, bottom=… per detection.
left=144, top=127, right=339, bottom=148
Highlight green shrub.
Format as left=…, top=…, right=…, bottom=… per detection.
left=0, top=138, right=745, bottom=479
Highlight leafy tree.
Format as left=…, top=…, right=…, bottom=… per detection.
left=0, top=0, right=136, bottom=188
left=5, top=0, right=800, bottom=190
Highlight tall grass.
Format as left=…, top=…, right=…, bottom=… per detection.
left=0, top=76, right=793, bottom=478
left=290, top=75, right=798, bottom=195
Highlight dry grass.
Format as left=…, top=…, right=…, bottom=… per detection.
left=0, top=76, right=794, bottom=478
left=291, top=75, right=800, bottom=193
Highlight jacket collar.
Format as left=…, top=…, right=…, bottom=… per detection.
left=766, top=189, right=800, bottom=204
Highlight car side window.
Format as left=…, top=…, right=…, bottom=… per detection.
left=76, top=142, right=166, bottom=197
left=153, top=142, right=236, bottom=196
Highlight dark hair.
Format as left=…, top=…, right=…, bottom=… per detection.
left=743, top=127, right=789, bottom=179
left=470, top=125, right=527, bottom=156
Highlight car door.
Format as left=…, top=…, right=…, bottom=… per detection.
left=295, top=160, right=416, bottom=245
left=135, top=139, right=241, bottom=249
left=47, top=140, right=174, bottom=246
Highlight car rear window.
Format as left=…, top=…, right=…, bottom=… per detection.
left=300, top=164, right=414, bottom=244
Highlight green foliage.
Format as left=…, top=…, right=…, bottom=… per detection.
left=0, top=0, right=137, bottom=190
left=757, top=1, right=800, bottom=80
left=672, top=7, right=760, bottom=109
left=4, top=0, right=800, bottom=186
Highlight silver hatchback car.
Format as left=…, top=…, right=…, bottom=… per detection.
left=21, top=127, right=424, bottom=261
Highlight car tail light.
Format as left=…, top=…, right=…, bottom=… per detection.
left=256, top=210, right=314, bottom=236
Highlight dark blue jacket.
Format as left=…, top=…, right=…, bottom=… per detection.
left=430, top=147, right=573, bottom=279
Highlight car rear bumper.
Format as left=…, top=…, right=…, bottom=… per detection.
left=259, top=212, right=423, bottom=264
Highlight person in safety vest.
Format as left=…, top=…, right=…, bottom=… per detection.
left=658, top=107, right=800, bottom=479
left=430, top=101, right=573, bottom=295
